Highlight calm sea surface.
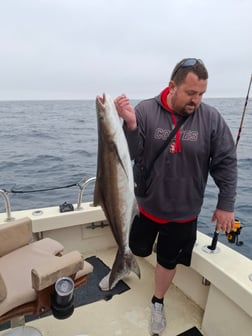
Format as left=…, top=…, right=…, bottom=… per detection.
left=0, top=98, right=251, bottom=259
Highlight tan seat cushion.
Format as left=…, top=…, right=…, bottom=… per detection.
left=0, top=237, right=93, bottom=317
left=0, top=217, right=32, bottom=257
left=0, top=238, right=64, bottom=316
left=0, top=274, right=7, bottom=302
left=31, top=251, right=92, bottom=291
left=75, top=260, right=94, bottom=279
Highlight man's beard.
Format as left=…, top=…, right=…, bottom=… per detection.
left=171, top=95, right=197, bottom=116
left=179, top=108, right=191, bottom=116
left=179, top=103, right=197, bottom=116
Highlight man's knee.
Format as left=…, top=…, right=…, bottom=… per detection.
left=129, top=242, right=152, bottom=257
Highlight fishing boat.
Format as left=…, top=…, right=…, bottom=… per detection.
left=1, top=77, right=252, bottom=336
left=0, top=181, right=251, bottom=336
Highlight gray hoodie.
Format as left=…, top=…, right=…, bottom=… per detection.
left=124, top=93, right=237, bottom=221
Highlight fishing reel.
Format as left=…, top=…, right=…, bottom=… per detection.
left=226, top=219, right=243, bottom=246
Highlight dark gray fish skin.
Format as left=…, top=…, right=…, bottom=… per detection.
left=94, top=93, right=140, bottom=290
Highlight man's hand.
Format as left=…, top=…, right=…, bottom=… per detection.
left=212, top=209, right=235, bottom=233
left=114, top=94, right=137, bottom=130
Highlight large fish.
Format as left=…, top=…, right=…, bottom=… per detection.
left=94, top=93, right=141, bottom=290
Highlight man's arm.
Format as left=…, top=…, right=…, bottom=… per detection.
left=210, top=114, right=237, bottom=233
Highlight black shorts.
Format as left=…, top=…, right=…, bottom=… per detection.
left=129, top=214, right=197, bottom=270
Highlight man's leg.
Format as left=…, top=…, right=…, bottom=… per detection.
left=150, top=219, right=197, bottom=334
left=150, top=264, right=176, bottom=335
left=154, top=263, right=176, bottom=299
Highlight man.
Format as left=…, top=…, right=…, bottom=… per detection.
left=114, top=58, right=237, bottom=335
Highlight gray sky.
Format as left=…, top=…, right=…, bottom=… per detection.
left=0, top=0, right=251, bottom=100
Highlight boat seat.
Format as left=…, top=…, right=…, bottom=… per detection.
left=0, top=217, right=93, bottom=332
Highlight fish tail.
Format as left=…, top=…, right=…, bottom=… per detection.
left=129, top=252, right=141, bottom=279
left=108, top=249, right=141, bottom=290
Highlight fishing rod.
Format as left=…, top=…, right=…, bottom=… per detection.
left=207, top=74, right=252, bottom=252
left=236, top=74, right=252, bottom=147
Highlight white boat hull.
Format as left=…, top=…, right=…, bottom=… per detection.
left=1, top=203, right=252, bottom=336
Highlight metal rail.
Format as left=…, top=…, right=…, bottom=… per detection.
left=76, top=177, right=96, bottom=210
left=0, top=189, right=14, bottom=221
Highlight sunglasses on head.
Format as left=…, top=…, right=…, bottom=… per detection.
left=171, top=58, right=204, bottom=79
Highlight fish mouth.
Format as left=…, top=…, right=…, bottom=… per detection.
left=96, top=93, right=106, bottom=105
left=96, top=93, right=107, bottom=113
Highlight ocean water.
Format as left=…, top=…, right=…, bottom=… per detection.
left=0, top=98, right=251, bottom=259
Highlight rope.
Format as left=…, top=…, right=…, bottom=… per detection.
left=5, top=179, right=86, bottom=194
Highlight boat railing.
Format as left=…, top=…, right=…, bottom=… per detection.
left=76, top=177, right=96, bottom=210
left=0, top=177, right=97, bottom=218
left=0, top=189, right=14, bottom=222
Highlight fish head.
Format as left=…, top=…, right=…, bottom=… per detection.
left=96, top=93, right=120, bottom=141
left=96, top=93, right=114, bottom=118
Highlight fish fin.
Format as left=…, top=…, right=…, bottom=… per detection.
left=108, top=249, right=141, bottom=290
left=99, top=271, right=111, bottom=291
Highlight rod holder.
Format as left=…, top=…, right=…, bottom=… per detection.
left=202, top=230, right=220, bottom=254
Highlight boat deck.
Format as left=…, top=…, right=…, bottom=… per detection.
left=0, top=247, right=203, bottom=336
